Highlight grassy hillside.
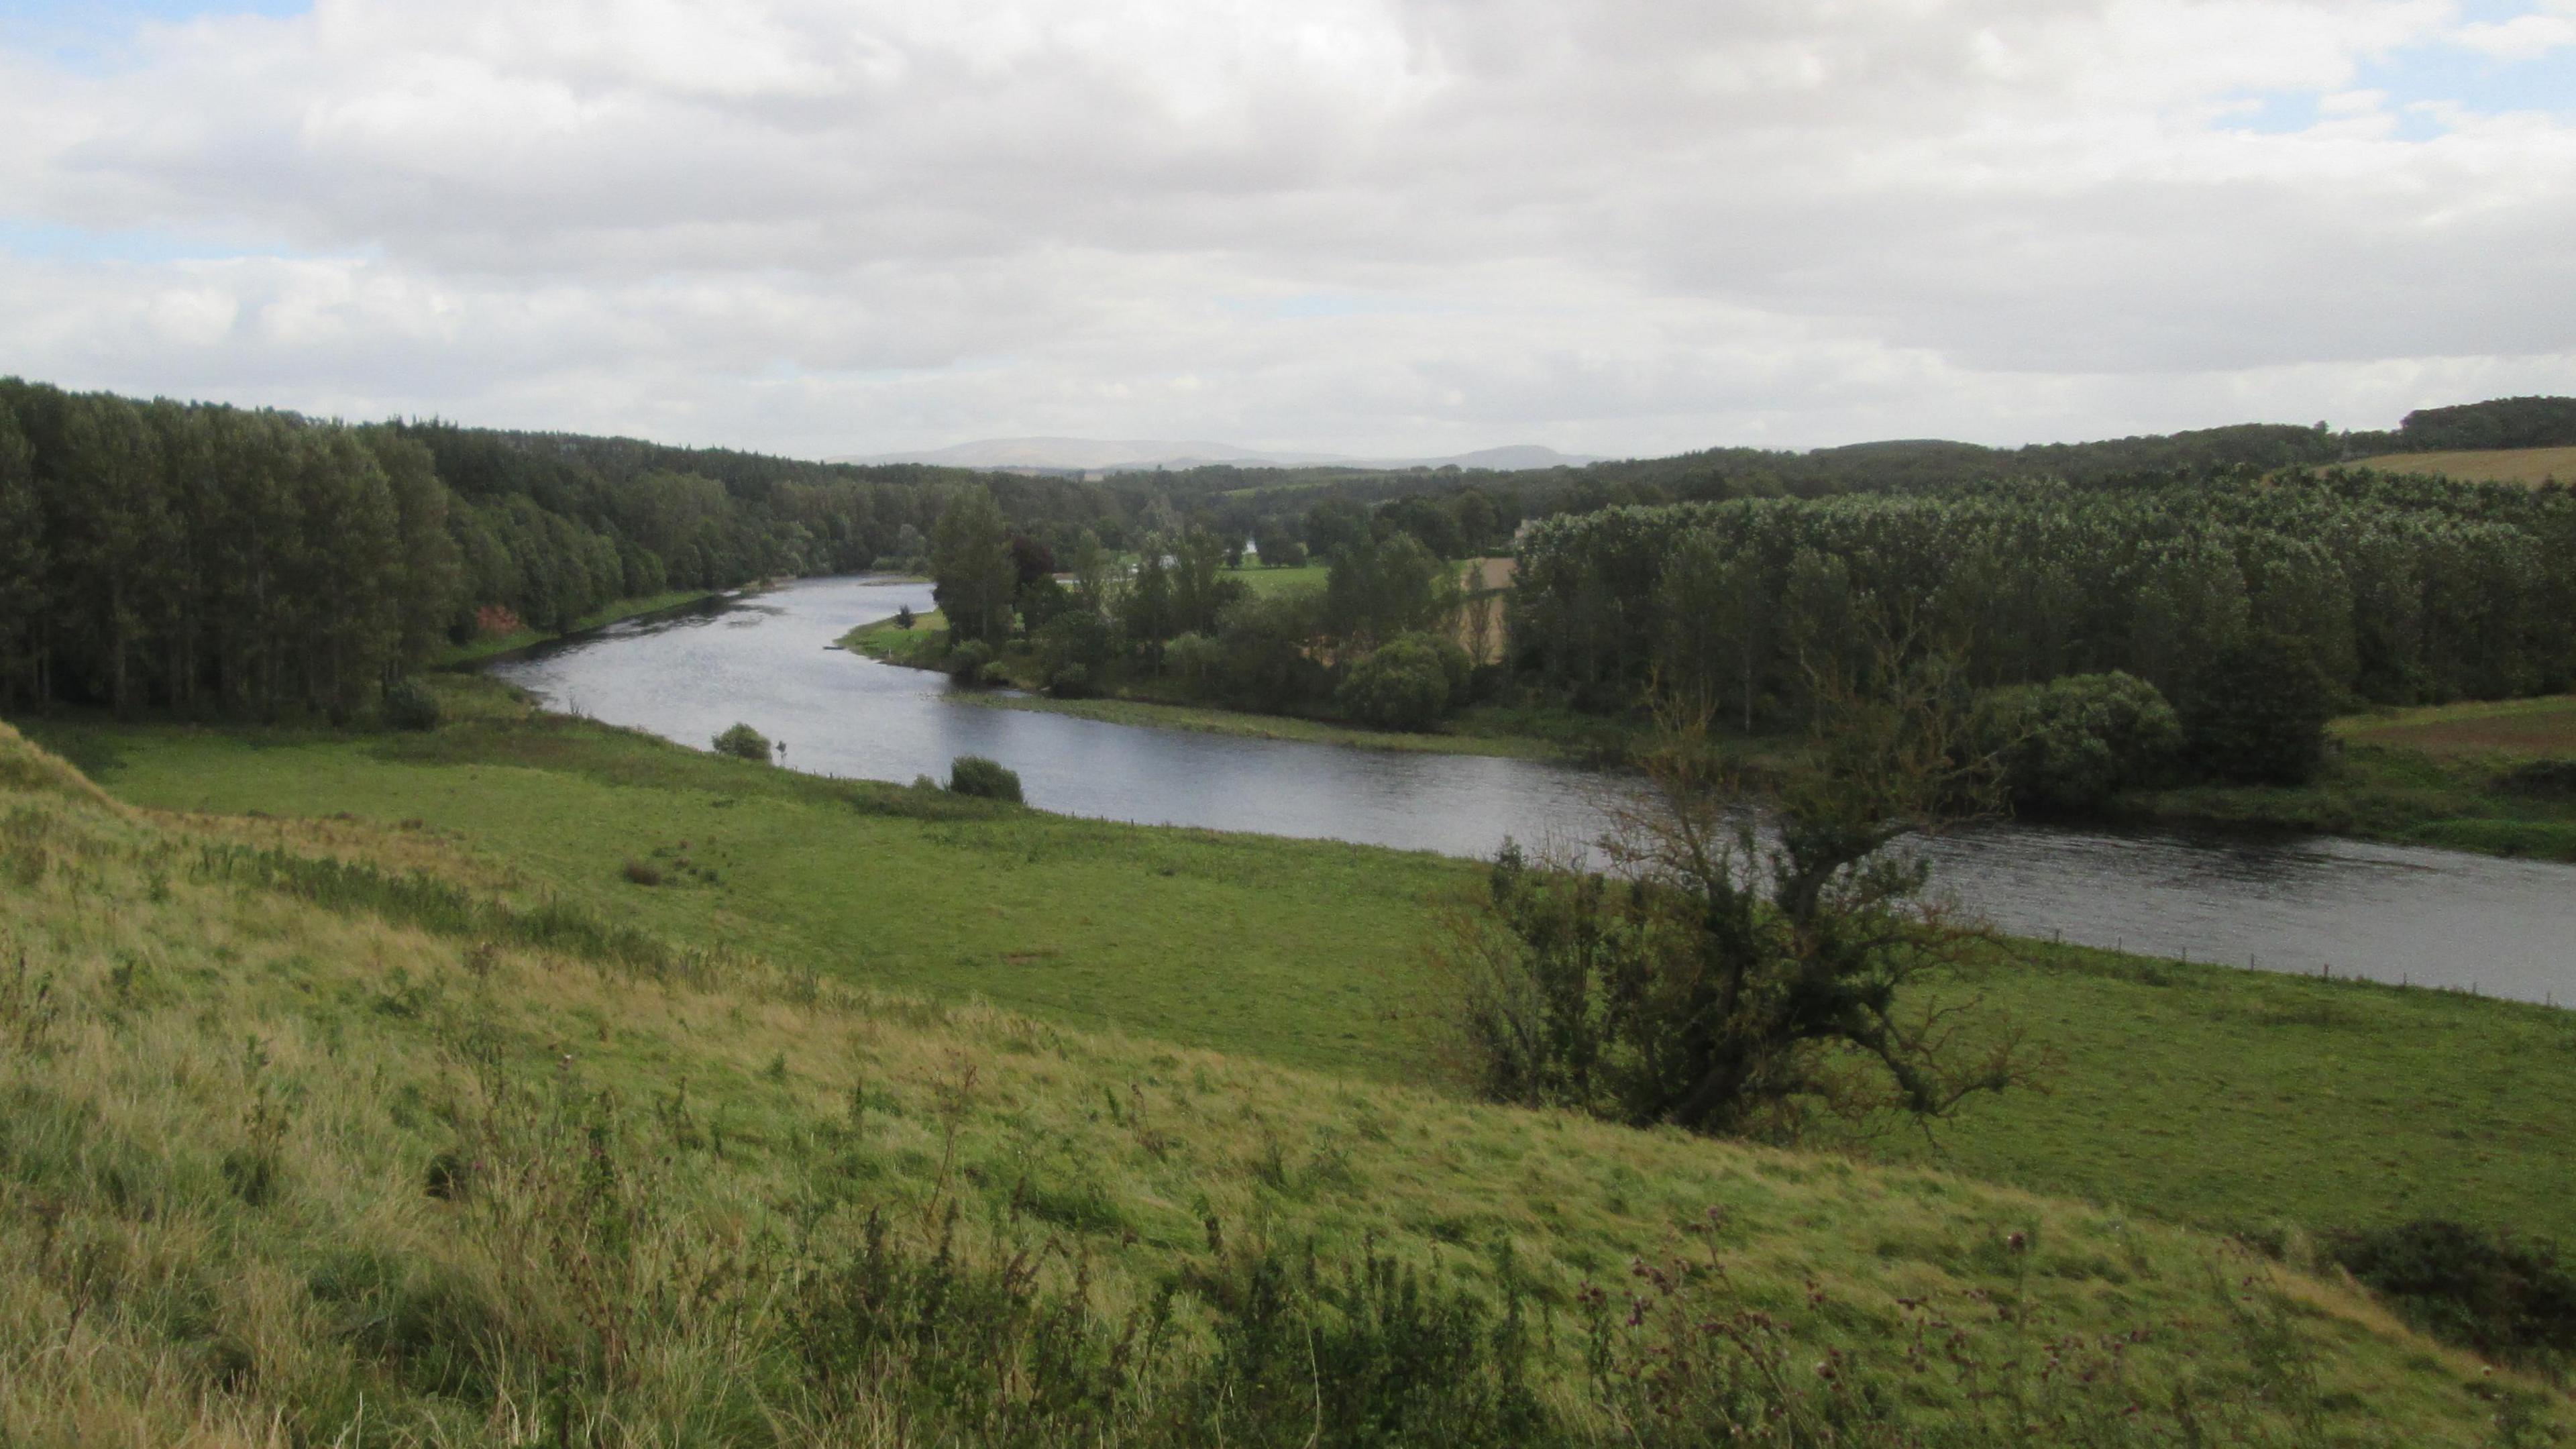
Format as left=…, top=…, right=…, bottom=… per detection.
left=0, top=717, right=2561, bottom=1443
left=21, top=678, right=2576, bottom=1257
left=2351, top=447, right=2576, bottom=486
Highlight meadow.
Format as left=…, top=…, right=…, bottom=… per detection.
left=2129, top=696, right=2576, bottom=861
left=0, top=713, right=2563, bottom=1443
left=23, top=677, right=2576, bottom=1252
left=2351, top=446, right=2576, bottom=487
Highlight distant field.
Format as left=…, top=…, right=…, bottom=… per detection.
left=2337, top=693, right=2576, bottom=761
left=1232, top=561, right=1328, bottom=595
left=2350, top=445, right=2576, bottom=486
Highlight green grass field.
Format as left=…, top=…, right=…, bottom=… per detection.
left=2129, top=696, right=2576, bottom=861
left=22, top=679, right=2576, bottom=1252
left=0, top=713, right=2560, bottom=1442
left=2352, top=445, right=2576, bottom=487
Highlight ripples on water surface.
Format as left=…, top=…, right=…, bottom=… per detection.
left=487, top=576, right=2576, bottom=1008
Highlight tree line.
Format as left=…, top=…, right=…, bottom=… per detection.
left=1510, top=467, right=2576, bottom=785
left=0, top=382, right=1145, bottom=719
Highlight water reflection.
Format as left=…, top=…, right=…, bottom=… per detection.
left=487, top=576, right=2576, bottom=1008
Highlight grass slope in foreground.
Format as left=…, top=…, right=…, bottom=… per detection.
left=24, top=678, right=2576, bottom=1255
left=0, top=720, right=2557, bottom=1443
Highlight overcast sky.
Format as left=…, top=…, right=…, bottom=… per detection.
left=1, top=0, right=2571, bottom=460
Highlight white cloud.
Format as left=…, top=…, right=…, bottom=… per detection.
left=0, top=0, right=2569, bottom=455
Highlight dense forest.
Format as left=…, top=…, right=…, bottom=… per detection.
left=0, top=382, right=1144, bottom=718
left=1510, top=468, right=2575, bottom=786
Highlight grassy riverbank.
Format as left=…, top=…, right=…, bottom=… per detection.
left=1, top=716, right=2546, bottom=1442
left=19, top=678, right=2576, bottom=1253
left=433, top=588, right=722, bottom=667
left=2121, top=695, right=2576, bottom=862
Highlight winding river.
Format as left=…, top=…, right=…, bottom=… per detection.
left=487, top=575, right=2576, bottom=1008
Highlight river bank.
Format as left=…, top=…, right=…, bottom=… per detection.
left=839, top=608, right=1621, bottom=760
left=433, top=587, right=723, bottom=667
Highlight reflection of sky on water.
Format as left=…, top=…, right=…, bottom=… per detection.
left=491, top=576, right=2576, bottom=1009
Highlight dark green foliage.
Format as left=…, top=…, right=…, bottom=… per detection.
left=1303, top=496, right=1372, bottom=561
left=1258, top=536, right=1307, bottom=568
left=947, top=639, right=996, bottom=686
left=1048, top=664, right=1093, bottom=699
left=2398, top=396, right=2576, bottom=451
left=711, top=722, right=771, bottom=761
left=2496, top=759, right=2576, bottom=799
left=1452, top=679, right=2026, bottom=1140
left=946, top=755, right=1023, bottom=803
left=1511, top=470, right=2575, bottom=786
left=893, top=604, right=915, bottom=630
left=2326, top=1220, right=2576, bottom=1366
left=1976, top=672, right=2182, bottom=812
left=2180, top=633, right=2337, bottom=786
left=931, top=486, right=1018, bottom=646
left=1336, top=635, right=1463, bottom=731
left=380, top=678, right=443, bottom=733
left=1326, top=533, right=1452, bottom=648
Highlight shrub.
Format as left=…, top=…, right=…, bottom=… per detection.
left=947, top=755, right=1024, bottom=803
left=1337, top=633, right=1460, bottom=731
left=2498, top=759, right=2576, bottom=799
left=1974, top=672, right=2183, bottom=813
left=2326, top=1220, right=2576, bottom=1366
left=947, top=639, right=995, bottom=686
left=1165, top=631, right=1222, bottom=689
left=1049, top=664, right=1093, bottom=699
left=382, top=678, right=442, bottom=733
left=1260, top=538, right=1307, bottom=569
left=894, top=604, right=915, bottom=629
left=622, top=860, right=664, bottom=887
left=712, top=722, right=771, bottom=761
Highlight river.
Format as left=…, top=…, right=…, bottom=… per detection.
left=485, top=575, right=2576, bottom=1008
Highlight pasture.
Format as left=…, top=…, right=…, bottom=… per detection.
left=2352, top=445, right=2576, bottom=486
left=21, top=680, right=2576, bottom=1249
left=1, top=714, right=2549, bottom=1442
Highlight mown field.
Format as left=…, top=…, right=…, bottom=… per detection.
left=2353, top=445, right=2576, bottom=486
left=0, top=714, right=2562, bottom=1443
left=22, top=678, right=2576, bottom=1253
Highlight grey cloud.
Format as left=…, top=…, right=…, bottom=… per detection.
left=0, top=0, right=2568, bottom=456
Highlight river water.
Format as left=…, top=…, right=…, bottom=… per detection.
left=486, top=575, right=2576, bottom=1008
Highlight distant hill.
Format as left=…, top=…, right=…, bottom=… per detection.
left=834, top=437, right=1598, bottom=472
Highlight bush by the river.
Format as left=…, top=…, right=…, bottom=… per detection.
left=947, top=755, right=1023, bottom=802
left=712, top=722, right=771, bottom=762
left=947, top=638, right=995, bottom=686
left=1049, top=663, right=1094, bottom=699
left=1976, top=672, right=2183, bottom=812
left=1338, top=632, right=1472, bottom=731
left=380, top=678, right=443, bottom=733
